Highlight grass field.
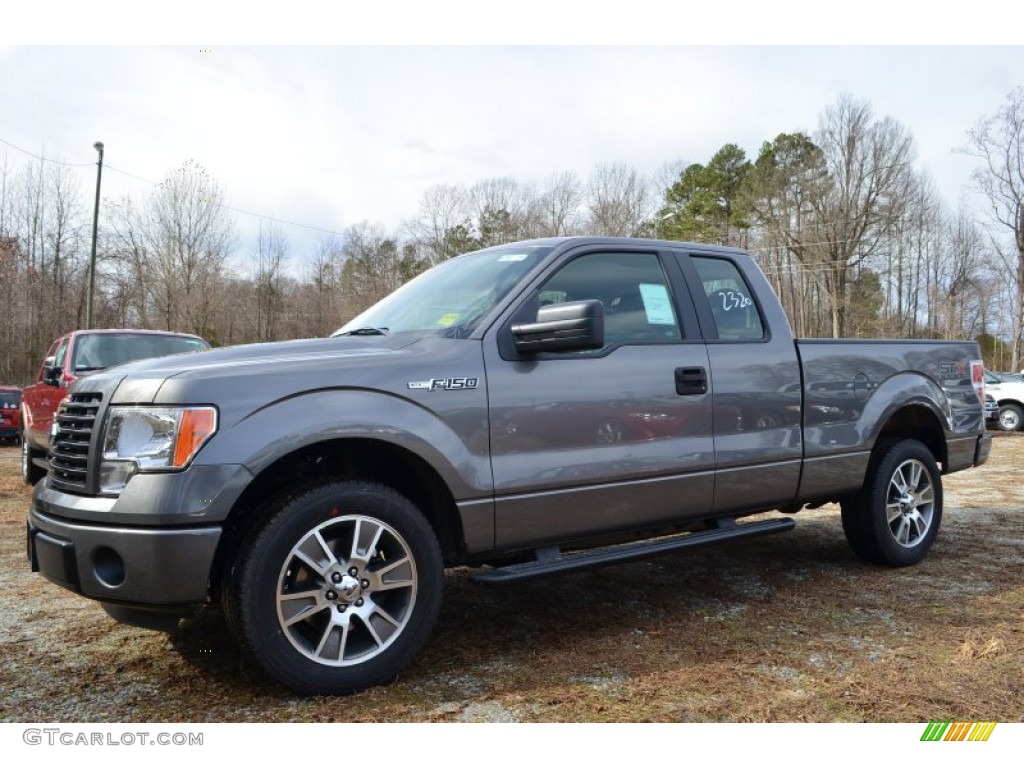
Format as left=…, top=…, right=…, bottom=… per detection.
left=1, top=437, right=1021, bottom=722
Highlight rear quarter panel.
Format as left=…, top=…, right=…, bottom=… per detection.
left=796, top=339, right=984, bottom=499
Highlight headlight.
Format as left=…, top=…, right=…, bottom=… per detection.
left=100, top=406, right=217, bottom=493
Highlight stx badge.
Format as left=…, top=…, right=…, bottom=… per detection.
left=938, top=362, right=967, bottom=376
left=408, top=377, right=479, bottom=391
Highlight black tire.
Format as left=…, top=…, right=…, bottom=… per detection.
left=224, top=481, right=443, bottom=695
left=840, top=439, right=942, bottom=567
left=839, top=498, right=874, bottom=561
left=996, top=403, right=1023, bottom=432
left=22, top=437, right=46, bottom=485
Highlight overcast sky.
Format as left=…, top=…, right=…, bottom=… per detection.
left=3, top=5, right=1024, bottom=262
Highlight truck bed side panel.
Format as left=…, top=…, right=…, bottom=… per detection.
left=795, top=339, right=984, bottom=500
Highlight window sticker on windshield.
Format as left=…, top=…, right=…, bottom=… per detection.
left=498, top=253, right=529, bottom=262
left=639, top=283, right=675, bottom=325
left=436, top=313, right=461, bottom=327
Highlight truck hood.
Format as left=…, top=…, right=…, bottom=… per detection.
left=72, top=335, right=423, bottom=405
left=146, top=335, right=417, bottom=379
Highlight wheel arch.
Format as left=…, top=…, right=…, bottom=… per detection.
left=210, top=437, right=468, bottom=597
left=872, top=403, right=947, bottom=469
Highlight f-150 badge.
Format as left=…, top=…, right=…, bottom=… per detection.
left=408, top=377, right=479, bottom=391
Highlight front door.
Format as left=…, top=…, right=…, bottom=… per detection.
left=484, top=246, right=718, bottom=550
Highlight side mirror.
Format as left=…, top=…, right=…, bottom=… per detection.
left=512, top=300, right=604, bottom=354
left=42, top=357, right=61, bottom=386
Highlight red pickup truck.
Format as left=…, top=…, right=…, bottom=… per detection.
left=21, top=329, right=209, bottom=484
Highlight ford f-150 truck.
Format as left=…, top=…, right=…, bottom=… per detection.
left=27, top=237, right=991, bottom=695
left=21, top=329, right=210, bottom=485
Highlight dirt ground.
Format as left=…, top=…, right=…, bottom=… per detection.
left=0, top=436, right=1021, bottom=723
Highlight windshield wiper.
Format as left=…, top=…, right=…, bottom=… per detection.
left=336, top=327, right=389, bottom=336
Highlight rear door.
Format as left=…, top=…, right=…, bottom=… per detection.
left=483, top=244, right=717, bottom=550
left=672, top=251, right=803, bottom=514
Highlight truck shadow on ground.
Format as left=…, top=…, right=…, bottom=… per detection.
left=168, top=515, right=866, bottom=698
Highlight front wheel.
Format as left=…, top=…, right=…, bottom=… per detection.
left=840, top=439, right=942, bottom=567
left=996, top=403, right=1023, bottom=432
left=225, top=481, right=444, bottom=695
left=22, top=437, right=46, bottom=485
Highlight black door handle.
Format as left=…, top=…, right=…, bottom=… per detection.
left=675, top=367, right=707, bottom=396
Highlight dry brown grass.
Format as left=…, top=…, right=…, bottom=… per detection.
left=1, top=435, right=1022, bottom=722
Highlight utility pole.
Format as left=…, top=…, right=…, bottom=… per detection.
left=86, top=141, right=104, bottom=329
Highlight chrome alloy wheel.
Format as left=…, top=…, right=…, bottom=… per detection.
left=275, top=515, right=418, bottom=666
left=885, top=458, right=935, bottom=548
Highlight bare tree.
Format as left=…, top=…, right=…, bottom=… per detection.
left=252, top=222, right=289, bottom=342
left=0, top=153, right=89, bottom=384
left=883, top=175, right=943, bottom=337
left=466, top=177, right=535, bottom=247
left=934, top=205, right=990, bottom=341
left=748, top=98, right=916, bottom=338
left=405, top=184, right=472, bottom=265
left=585, top=162, right=651, bottom=237
left=534, top=171, right=584, bottom=236
left=964, top=87, right=1024, bottom=368
left=812, top=96, right=917, bottom=337
left=305, top=235, right=347, bottom=336
left=340, top=222, right=409, bottom=312
left=105, top=161, right=236, bottom=340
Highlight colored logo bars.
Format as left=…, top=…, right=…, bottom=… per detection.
left=921, top=721, right=997, bottom=742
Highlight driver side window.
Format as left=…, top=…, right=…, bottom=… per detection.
left=537, top=252, right=682, bottom=348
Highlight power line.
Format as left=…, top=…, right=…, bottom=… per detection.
left=103, top=164, right=347, bottom=237
left=2, top=138, right=347, bottom=238
left=0, top=138, right=95, bottom=167
left=102, top=164, right=156, bottom=185
left=222, top=204, right=346, bottom=237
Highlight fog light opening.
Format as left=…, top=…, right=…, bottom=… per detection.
left=93, top=547, right=125, bottom=588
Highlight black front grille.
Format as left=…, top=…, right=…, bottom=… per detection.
left=49, top=392, right=103, bottom=489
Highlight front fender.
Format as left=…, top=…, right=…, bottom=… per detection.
left=197, top=388, right=492, bottom=501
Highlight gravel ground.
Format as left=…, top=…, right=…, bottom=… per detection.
left=0, top=436, right=1021, bottom=722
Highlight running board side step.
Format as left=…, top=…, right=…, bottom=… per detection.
left=470, top=517, right=796, bottom=585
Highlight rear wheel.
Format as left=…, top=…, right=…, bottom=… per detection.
left=21, top=437, right=46, bottom=485
left=841, top=439, right=942, bottom=567
left=225, top=481, right=444, bottom=695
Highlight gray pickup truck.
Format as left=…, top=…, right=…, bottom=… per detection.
left=28, top=236, right=991, bottom=694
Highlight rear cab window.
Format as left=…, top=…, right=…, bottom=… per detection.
left=691, top=257, right=765, bottom=341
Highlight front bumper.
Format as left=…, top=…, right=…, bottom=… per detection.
left=27, top=460, right=252, bottom=626
left=28, top=506, right=221, bottom=615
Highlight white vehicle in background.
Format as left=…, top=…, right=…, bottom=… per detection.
left=986, top=370, right=1024, bottom=431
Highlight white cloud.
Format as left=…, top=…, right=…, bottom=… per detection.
left=2, top=44, right=1022, bottom=262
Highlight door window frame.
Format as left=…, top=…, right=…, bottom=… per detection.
left=494, top=245, right=703, bottom=361
left=673, top=252, right=772, bottom=344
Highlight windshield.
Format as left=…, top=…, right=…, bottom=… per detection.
left=72, top=333, right=210, bottom=372
left=332, top=244, right=552, bottom=338
left=0, top=390, right=20, bottom=409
